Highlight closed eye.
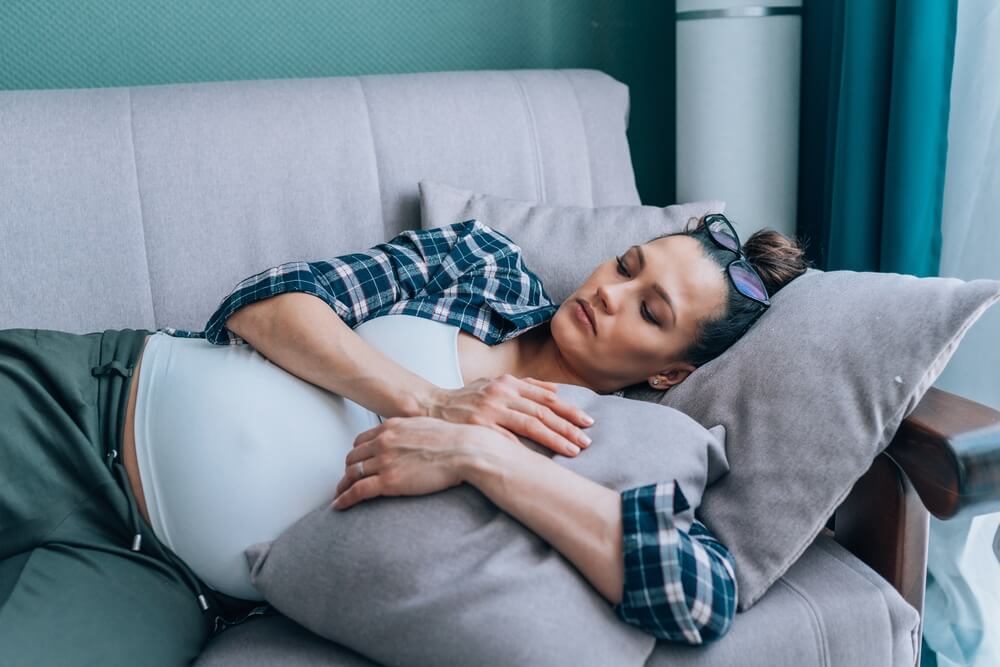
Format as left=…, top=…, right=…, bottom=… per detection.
left=615, top=256, right=660, bottom=326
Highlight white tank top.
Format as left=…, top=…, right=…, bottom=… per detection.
left=132, top=314, right=465, bottom=600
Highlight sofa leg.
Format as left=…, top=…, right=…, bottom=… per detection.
left=834, top=453, right=929, bottom=657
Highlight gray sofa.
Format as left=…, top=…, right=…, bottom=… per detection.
left=3, top=68, right=971, bottom=665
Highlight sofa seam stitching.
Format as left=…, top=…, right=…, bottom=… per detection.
left=776, top=577, right=831, bottom=667
left=510, top=71, right=545, bottom=202
left=558, top=70, right=595, bottom=206
left=813, top=536, right=905, bottom=664
left=355, top=76, right=388, bottom=240
left=126, top=88, right=157, bottom=328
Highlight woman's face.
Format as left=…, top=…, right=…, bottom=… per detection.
left=551, top=234, right=729, bottom=393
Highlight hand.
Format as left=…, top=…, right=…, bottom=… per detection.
left=331, top=416, right=499, bottom=510
left=426, top=374, right=594, bottom=457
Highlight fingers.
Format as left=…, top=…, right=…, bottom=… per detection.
left=352, top=424, right=381, bottom=449
left=352, top=416, right=403, bottom=449
left=517, top=377, right=594, bottom=428
left=500, top=405, right=586, bottom=457
left=332, top=476, right=381, bottom=511
left=513, top=412, right=579, bottom=457
left=522, top=377, right=559, bottom=392
left=345, top=442, right=376, bottom=467
left=335, top=448, right=378, bottom=498
left=508, top=396, right=591, bottom=452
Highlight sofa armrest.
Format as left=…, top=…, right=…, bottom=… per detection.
left=833, top=384, right=1000, bottom=651
left=886, top=386, right=1000, bottom=519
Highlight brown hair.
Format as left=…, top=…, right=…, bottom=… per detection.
left=740, top=223, right=812, bottom=299
left=649, top=215, right=812, bottom=367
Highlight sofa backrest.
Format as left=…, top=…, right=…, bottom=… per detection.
left=0, top=68, right=639, bottom=333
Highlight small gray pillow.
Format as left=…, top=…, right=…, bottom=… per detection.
left=418, top=180, right=724, bottom=303
left=246, top=384, right=727, bottom=667
left=623, top=269, right=1000, bottom=609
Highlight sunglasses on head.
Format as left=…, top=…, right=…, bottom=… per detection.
left=702, top=213, right=771, bottom=309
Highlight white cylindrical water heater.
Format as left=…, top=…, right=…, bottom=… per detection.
left=676, top=0, right=802, bottom=240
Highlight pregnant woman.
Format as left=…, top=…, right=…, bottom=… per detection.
left=0, top=214, right=808, bottom=666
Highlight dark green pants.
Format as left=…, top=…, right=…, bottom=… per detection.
left=0, top=328, right=262, bottom=667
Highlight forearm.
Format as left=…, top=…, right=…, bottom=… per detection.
left=457, top=432, right=624, bottom=604
left=226, top=292, right=439, bottom=418
left=455, top=431, right=738, bottom=644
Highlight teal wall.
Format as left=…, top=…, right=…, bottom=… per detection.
left=0, top=0, right=676, bottom=205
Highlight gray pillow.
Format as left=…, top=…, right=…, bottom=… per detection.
left=420, top=183, right=1000, bottom=610
left=622, top=269, right=1000, bottom=609
left=246, top=383, right=728, bottom=667
left=418, top=180, right=724, bottom=303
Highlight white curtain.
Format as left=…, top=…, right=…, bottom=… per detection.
left=923, top=1, right=1000, bottom=665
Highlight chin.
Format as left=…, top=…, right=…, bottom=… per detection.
left=555, top=299, right=583, bottom=332
left=550, top=308, right=599, bottom=371
left=547, top=310, right=579, bottom=364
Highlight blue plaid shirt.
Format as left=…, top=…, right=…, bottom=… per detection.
left=162, top=219, right=737, bottom=644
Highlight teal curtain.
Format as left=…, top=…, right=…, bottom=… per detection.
left=797, top=0, right=958, bottom=276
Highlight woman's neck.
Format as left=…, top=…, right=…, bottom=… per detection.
left=501, top=321, right=593, bottom=391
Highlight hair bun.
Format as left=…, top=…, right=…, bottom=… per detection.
left=741, top=228, right=812, bottom=296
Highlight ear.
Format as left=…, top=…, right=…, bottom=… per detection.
left=647, top=362, right=697, bottom=391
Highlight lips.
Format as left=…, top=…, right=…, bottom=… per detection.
left=575, top=299, right=596, bottom=335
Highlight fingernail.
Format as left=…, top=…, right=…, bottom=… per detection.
left=582, top=414, right=594, bottom=426
left=579, top=433, right=592, bottom=446
left=567, top=443, right=581, bottom=455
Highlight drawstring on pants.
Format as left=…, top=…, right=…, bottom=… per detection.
left=92, top=355, right=214, bottom=615
left=107, top=464, right=212, bottom=612
left=91, top=360, right=133, bottom=380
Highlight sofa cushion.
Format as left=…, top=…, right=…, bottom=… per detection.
left=0, top=69, right=639, bottom=333
left=0, top=88, right=157, bottom=332
left=194, top=612, right=378, bottom=667
left=419, top=179, right=723, bottom=303
left=197, top=534, right=917, bottom=667
left=135, top=69, right=640, bottom=332
left=646, top=534, right=919, bottom=667
left=245, top=383, right=727, bottom=667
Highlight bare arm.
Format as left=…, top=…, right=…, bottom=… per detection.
left=203, top=222, right=591, bottom=454
left=226, top=292, right=439, bottom=419
left=227, top=293, right=593, bottom=455
left=456, top=431, right=625, bottom=604
left=454, top=432, right=737, bottom=642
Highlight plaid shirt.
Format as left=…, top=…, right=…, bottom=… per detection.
left=162, top=219, right=737, bottom=644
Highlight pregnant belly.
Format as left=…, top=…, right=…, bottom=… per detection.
left=132, top=334, right=381, bottom=600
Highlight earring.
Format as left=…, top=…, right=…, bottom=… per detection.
left=652, top=379, right=660, bottom=386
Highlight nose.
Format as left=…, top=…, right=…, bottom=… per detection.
left=596, top=282, right=622, bottom=314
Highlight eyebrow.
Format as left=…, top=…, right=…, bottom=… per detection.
left=632, top=245, right=677, bottom=327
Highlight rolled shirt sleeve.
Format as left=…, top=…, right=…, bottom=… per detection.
left=159, top=219, right=557, bottom=345
left=614, top=480, right=738, bottom=644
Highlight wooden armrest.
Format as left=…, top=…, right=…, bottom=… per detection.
left=834, top=385, right=1000, bottom=639
left=885, top=386, right=1000, bottom=519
